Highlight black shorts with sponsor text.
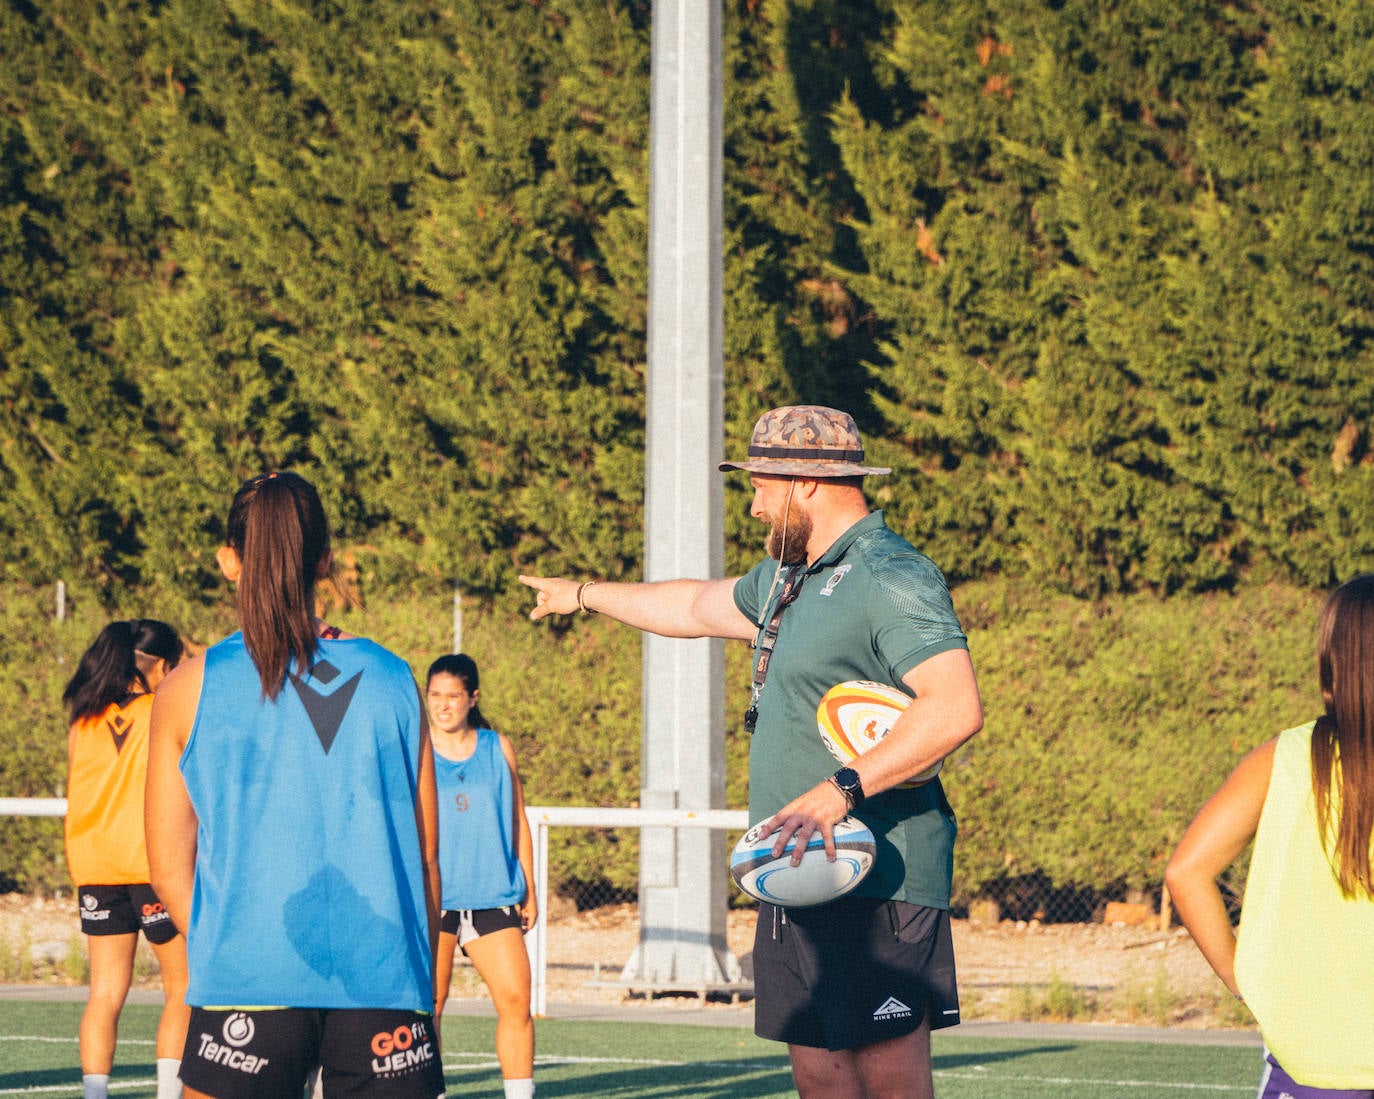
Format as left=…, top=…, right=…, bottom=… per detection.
left=76, top=883, right=178, bottom=944
left=180, top=1007, right=444, bottom=1099
left=752, top=895, right=959, bottom=1051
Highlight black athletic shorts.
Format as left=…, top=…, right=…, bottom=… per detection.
left=77, top=883, right=178, bottom=944
left=181, top=1007, right=444, bottom=1099
left=440, top=906, right=522, bottom=954
left=752, top=895, right=960, bottom=1051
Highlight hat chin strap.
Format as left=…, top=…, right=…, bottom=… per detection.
left=779, top=478, right=797, bottom=564
left=761, top=479, right=800, bottom=612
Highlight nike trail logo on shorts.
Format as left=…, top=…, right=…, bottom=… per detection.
left=873, top=996, right=913, bottom=1021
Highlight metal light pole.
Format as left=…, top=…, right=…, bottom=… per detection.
left=620, top=0, right=740, bottom=991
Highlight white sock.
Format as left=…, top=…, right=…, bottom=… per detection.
left=82, top=1074, right=110, bottom=1099
left=503, top=1079, right=534, bottom=1099
left=156, top=1058, right=183, bottom=1099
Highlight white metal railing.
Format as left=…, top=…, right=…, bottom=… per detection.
left=0, top=798, right=66, bottom=817
left=0, top=798, right=749, bottom=1016
left=522, top=806, right=748, bottom=1015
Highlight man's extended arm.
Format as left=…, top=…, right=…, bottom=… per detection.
left=519, top=574, right=756, bottom=642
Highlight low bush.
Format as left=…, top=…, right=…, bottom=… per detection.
left=0, top=576, right=1323, bottom=910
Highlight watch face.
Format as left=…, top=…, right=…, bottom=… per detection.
left=835, top=767, right=860, bottom=790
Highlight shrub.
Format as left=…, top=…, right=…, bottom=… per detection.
left=0, top=576, right=1328, bottom=910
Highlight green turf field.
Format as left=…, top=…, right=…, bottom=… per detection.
left=0, top=1002, right=1263, bottom=1098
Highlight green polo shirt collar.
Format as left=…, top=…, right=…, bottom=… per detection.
left=807, top=510, right=887, bottom=572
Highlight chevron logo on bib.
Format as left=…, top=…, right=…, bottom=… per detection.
left=291, top=660, right=362, bottom=754
left=106, top=712, right=132, bottom=754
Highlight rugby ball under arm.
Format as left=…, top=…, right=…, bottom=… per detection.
left=816, top=679, right=943, bottom=788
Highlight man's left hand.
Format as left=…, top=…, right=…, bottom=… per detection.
left=754, top=779, right=853, bottom=865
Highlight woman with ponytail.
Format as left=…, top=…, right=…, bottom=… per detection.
left=64, top=618, right=189, bottom=1099
left=1167, top=574, right=1374, bottom=1097
left=146, top=472, right=443, bottom=1099
left=425, top=654, right=536, bottom=1099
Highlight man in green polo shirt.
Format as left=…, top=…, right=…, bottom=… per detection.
left=520, top=405, right=983, bottom=1099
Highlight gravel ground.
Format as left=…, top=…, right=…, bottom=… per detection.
left=0, top=892, right=1253, bottom=1032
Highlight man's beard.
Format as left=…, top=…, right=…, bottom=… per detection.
left=766, top=508, right=811, bottom=565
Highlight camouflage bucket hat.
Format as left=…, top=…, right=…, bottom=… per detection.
left=718, top=405, right=891, bottom=477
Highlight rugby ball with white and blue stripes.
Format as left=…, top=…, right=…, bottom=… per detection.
left=729, top=816, right=876, bottom=907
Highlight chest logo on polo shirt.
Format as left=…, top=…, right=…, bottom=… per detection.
left=819, top=564, right=852, bottom=597
left=106, top=711, right=133, bottom=754
left=291, top=659, right=363, bottom=754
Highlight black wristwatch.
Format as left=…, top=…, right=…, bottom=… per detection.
left=829, top=766, right=865, bottom=809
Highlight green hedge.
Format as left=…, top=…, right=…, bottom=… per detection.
left=2, top=576, right=1322, bottom=908
left=949, top=578, right=1319, bottom=908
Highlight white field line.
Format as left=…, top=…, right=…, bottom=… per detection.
left=934, top=1067, right=1253, bottom=1092
left=0, top=1037, right=1252, bottom=1095
left=0, top=1084, right=152, bottom=1096
left=0, top=1040, right=783, bottom=1096
left=444, top=1050, right=783, bottom=1071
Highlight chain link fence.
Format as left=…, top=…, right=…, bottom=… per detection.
left=534, top=813, right=1209, bottom=927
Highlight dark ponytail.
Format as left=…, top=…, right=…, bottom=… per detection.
left=131, top=618, right=183, bottom=669
left=63, top=618, right=183, bottom=723
left=226, top=472, right=331, bottom=698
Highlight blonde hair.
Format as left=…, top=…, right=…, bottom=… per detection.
left=1313, top=574, right=1374, bottom=899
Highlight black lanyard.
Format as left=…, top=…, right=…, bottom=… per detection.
left=744, top=563, right=806, bottom=734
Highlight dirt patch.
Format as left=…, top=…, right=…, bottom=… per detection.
left=0, top=893, right=1253, bottom=1031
